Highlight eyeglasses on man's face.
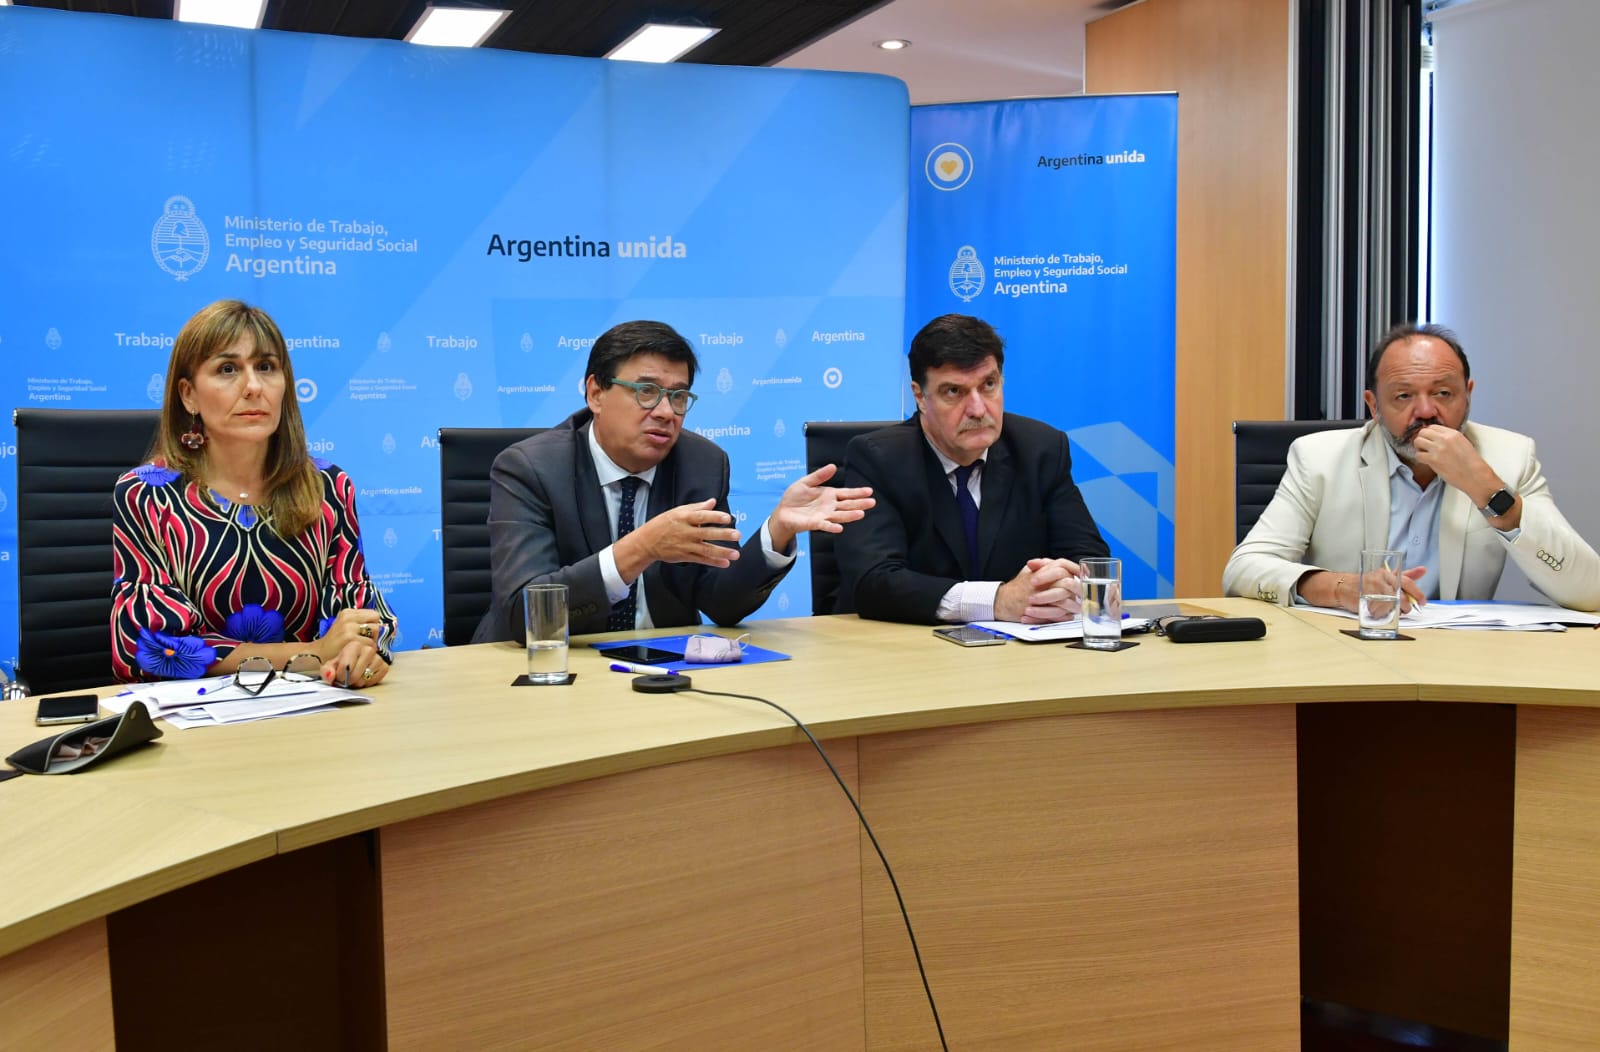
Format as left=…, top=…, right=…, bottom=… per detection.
left=234, top=653, right=323, bottom=696
left=609, top=378, right=698, bottom=415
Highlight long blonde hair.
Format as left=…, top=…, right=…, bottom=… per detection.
left=150, top=300, right=323, bottom=537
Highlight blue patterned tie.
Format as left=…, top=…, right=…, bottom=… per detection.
left=953, top=463, right=981, bottom=576
left=607, top=477, right=641, bottom=632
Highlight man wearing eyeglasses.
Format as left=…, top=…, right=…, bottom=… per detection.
left=473, top=320, right=875, bottom=641
left=834, top=313, right=1108, bottom=624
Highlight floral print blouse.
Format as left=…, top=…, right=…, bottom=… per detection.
left=110, top=459, right=396, bottom=681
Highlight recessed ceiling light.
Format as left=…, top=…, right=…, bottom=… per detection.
left=174, top=0, right=267, bottom=29
left=875, top=39, right=911, bottom=51
left=405, top=6, right=511, bottom=48
left=606, top=23, right=720, bottom=63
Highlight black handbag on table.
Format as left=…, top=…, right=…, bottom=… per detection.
left=6, top=701, right=163, bottom=775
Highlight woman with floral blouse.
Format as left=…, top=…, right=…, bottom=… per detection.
left=111, top=299, right=396, bottom=687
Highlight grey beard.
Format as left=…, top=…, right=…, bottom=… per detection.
left=1382, top=407, right=1468, bottom=463
left=1382, top=425, right=1420, bottom=462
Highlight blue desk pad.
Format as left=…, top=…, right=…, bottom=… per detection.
left=590, top=635, right=792, bottom=672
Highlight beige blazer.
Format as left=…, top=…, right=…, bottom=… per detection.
left=1223, top=421, right=1600, bottom=611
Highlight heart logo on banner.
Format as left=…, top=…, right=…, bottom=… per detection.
left=925, top=143, right=973, bottom=191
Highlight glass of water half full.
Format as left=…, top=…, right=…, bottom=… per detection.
left=1077, top=557, right=1123, bottom=650
left=523, top=583, right=569, bottom=683
left=1357, top=549, right=1404, bottom=640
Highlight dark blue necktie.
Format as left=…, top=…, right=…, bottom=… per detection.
left=607, top=476, right=641, bottom=631
left=953, top=463, right=981, bottom=575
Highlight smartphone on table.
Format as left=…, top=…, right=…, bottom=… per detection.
left=35, top=694, right=101, bottom=725
left=932, top=626, right=1008, bottom=647
left=601, top=644, right=685, bottom=665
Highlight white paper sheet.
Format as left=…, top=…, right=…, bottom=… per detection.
left=968, top=617, right=1152, bottom=643
left=104, top=676, right=367, bottom=728
left=1296, top=600, right=1599, bottom=632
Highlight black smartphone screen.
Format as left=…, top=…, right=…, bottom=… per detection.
left=36, top=694, right=100, bottom=722
left=601, top=644, right=684, bottom=665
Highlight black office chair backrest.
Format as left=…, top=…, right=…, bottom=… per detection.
left=1233, top=419, right=1364, bottom=543
left=438, top=427, right=545, bottom=646
left=14, top=408, right=162, bottom=695
left=802, top=420, right=900, bottom=616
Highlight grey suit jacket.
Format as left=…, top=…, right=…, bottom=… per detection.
left=471, top=410, right=789, bottom=642
left=1223, top=420, right=1600, bottom=611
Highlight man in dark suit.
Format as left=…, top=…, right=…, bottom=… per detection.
left=835, top=314, right=1108, bottom=624
left=473, top=320, right=875, bottom=642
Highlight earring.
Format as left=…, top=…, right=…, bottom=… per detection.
left=179, top=414, right=207, bottom=450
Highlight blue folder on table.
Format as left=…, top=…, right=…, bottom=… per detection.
left=590, top=635, right=792, bottom=672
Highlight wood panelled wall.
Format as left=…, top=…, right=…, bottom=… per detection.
left=1087, top=0, right=1292, bottom=596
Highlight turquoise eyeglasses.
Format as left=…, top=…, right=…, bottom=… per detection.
left=609, top=378, right=698, bottom=415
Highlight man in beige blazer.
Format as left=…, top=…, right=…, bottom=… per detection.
left=1224, top=324, right=1600, bottom=612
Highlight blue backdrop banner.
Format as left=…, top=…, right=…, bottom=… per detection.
left=0, top=7, right=909, bottom=664
left=907, top=96, right=1177, bottom=599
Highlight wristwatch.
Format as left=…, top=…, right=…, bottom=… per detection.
left=1480, top=488, right=1516, bottom=518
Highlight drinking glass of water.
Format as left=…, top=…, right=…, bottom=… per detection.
left=1077, top=557, right=1123, bottom=650
left=523, top=583, right=569, bottom=683
left=1357, top=549, right=1404, bottom=640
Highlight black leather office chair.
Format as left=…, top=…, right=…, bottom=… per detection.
left=438, top=427, right=545, bottom=646
left=1233, top=419, right=1364, bottom=542
left=14, top=408, right=161, bottom=695
left=802, top=420, right=900, bottom=616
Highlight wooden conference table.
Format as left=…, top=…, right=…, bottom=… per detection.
left=2, top=600, right=1598, bottom=1050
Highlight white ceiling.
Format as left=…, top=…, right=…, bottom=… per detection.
left=777, top=0, right=1111, bottom=105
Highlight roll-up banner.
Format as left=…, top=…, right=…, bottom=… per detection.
left=907, top=95, right=1178, bottom=598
